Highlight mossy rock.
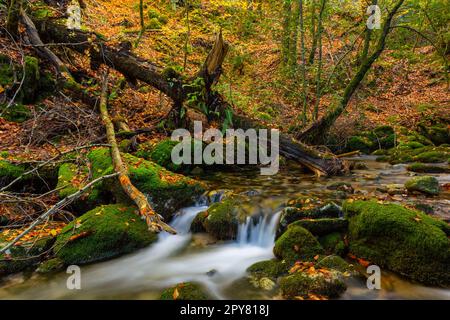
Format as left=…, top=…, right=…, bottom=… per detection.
left=57, top=148, right=205, bottom=218
left=0, top=237, right=54, bottom=278
left=200, top=196, right=249, bottom=240
left=246, top=259, right=289, bottom=279
left=407, top=163, right=450, bottom=174
left=419, top=124, right=450, bottom=146
left=318, top=232, right=346, bottom=256
left=279, top=270, right=346, bottom=299
left=404, top=176, right=440, bottom=196
left=190, top=210, right=208, bottom=233
left=326, top=182, right=354, bottom=193
left=344, top=200, right=450, bottom=286
left=316, top=255, right=353, bottom=273
left=273, top=225, right=324, bottom=264
left=398, top=141, right=425, bottom=150
left=36, top=258, right=65, bottom=274
left=0, top=159, right=26, bottom=187
left=413, top=151, right=448, bottom=163
left=135, top=139, right=182, bottom=172
left=346, top=136, right=374, bottom=154
left=278, top=202, right=342, bottom=236
left=54, top=205, right=158, bottom=265
left=160, top=282, right=209, bottom=300
left=289, top=218, right=348, bottom=237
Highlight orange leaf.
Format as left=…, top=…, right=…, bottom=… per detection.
left=173, top=288, right=179, bottom=300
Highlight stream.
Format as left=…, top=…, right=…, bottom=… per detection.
left=0, top=156, right=449, bottom=299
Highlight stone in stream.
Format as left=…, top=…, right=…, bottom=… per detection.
left=279, top=269, right=346, bottom=299
left=160, top=282, right=209, bottom=300
left=326, top=182, right=354, bottom=194
left=273, top=225, right=324, bottom=264
left=404, top=176, right=440, bottom=196
left=344, top=200, right=450, bottom=286
left=407, top=163, right=450, bottom=174
left=54, top=204, right=158, bottom=265
left=246, top=259, right=289, bottom=279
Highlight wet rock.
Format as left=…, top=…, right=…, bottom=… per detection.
left=273, top=225, right=324, bottom=263
left=160, top=282, right=209, bottom=300
left=289, top=218, right=348, bottom=236
left=405, top=176, right=440, bottom=196
left=36, top=258, right=65, bottom=274
left=249, top=276, right=276, bottom=291
left=54, top=205, right=158, bottom=265
left=316, top=255, right=354, bottom=274
left=246, top=259, right=289, bottom=279
left=326, top=182, right=354, bottom=194
left=344, top=200, right=450, bottom=286
left=407, top=163, right=450, bottom=174
left=377, top=184, right=406, bottom=195
left=279, top=270, right=346, bottom=299
left=318, top=232, right=346, bottom=256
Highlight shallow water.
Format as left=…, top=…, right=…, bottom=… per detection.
left=0, top=156, right=449, bottom=300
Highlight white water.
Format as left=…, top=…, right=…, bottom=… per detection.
left=12, top=206, right=281, bottom=299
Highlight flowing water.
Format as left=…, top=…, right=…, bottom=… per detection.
left=0, top=156, right=449, bottom=299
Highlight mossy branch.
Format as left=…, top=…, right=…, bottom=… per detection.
left=98, top=71, right=176, bottom=235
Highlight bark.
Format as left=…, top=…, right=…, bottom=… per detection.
left=298, top=0, right=308, bottom=124
left=281, top=0, right=292, bottom=66
left=98, top=72, right=176, bottom=234
left=6, top=0, right=21, bottom=37
left=298, top=0, right=405, bottom=144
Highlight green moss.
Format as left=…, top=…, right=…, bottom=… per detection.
left=54, top=204, right=157, bottom=265
left=147, top=139, right=181, bottom=172
left=407, top=163, right=450, bottom=173
left=57, top=148, right=204, bottom=217
left=160, top=282, right=208, bottom=300
left=316, top=255, right=353, bottom=273
left=346, top=136, right=373, bottom=154
left=190, top=210, right=208, bottom=233
left=289, top=219, right=348, bottom=236
left=279, top=271, right=346, bottom=299
left=146, top=17, right=162, bottom=29
left=398, top=141, right=425, bottom=149
left=36, top=258, right=65, bottom=273
left=319, top=232, right=346, bottom=256
left=343, top=200, right=450, bottom=286
left=0, top=103, right=31, bottom=123
left=0, top=159, right=25, bottom=182
left=413, top=151, right=448, bottom=163
left=405, top=176, right=440, bottom=196
left=202, top=196, right=244, bottom=240
left=246, top=259, right=289, bottom=278
left=274, top=225, right=324, bottom=263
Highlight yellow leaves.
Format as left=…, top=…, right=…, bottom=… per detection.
left=0, top=85, right=4, bottom=94
left=173, top=287, right=179, bottom=300
left=313, top=255, right=319, bottom=261
left=69, top=231, right=91, bottom=242
left=0, top=222, right=66, bottom=245
left=50, top=229, right=58, bottom=237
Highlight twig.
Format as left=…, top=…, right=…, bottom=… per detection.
left=0, top=173, right=119, bottom=254
left=0, top=144, right=110, bottom=192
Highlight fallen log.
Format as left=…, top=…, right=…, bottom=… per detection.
left=29, top=15, right=345, bottom=175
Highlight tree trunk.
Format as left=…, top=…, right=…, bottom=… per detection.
left=6, top=0, right=21, bottom=37
left=281, top=0, right=292, bottom=66
left=298, top=0, right=405, bottom=144
left=360, top=0, right=378, bottom=63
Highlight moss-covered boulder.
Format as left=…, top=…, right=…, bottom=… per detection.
left=413, top=151, right=448, bottom=163
left=279, top=270, right=346, bottom=299
left=346, top=136, right=374, bottom=154
left=36, top=258, right=65, bottom=274
left=405, top=176, right=440, bottom=196
left=192, top=195, right=252, bottom=240
left=344, top=200, right=450, bottom=286
left=54, top=205, right=158, bottom=265
left=246, top=259, right=289, bottom=279
left=274, top=225, right=324, bottom=263
left=56, top=148, right=205, bottom=218
left=135, top=139, right=181, bottom=172
left=316, top=255, right=354, bottom=273
left=289, top=218, right=348, bottom=236
left=419, top=124, right=450, bottom=146
left=278, top=201, right=342, bottom=236
left=407, top=163, right=450, bottom=174
left=160, top=282, right=209, bottom=300
left=318, top=232, right=346, bottom=256
left=0, top=158, right=26, bottom=187
left=0, top=237, right=54, bottom=278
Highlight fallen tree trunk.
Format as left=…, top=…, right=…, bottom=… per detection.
left=98, top=72, right=176, bottom=234
left=29, top=14, right=345, bottom=175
